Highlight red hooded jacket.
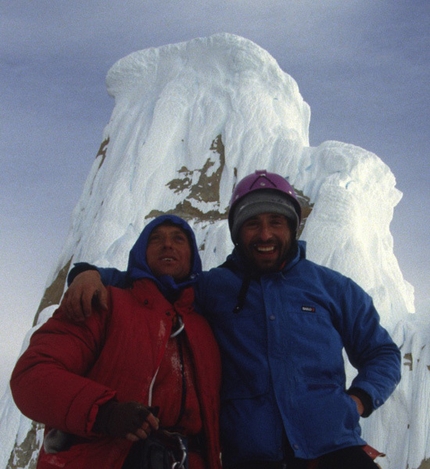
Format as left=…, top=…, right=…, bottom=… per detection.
left=11, top=279, right=222, bottom=469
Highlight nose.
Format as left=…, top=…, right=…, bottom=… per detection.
left=161, top=235, right=174, bottom=249
left=259, top=223, right=272, bottom=241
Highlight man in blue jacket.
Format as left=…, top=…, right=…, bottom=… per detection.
left=62, top=170, right=401, bottom=469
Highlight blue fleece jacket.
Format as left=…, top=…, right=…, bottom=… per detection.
left=196, top=242, right=400, bottom=464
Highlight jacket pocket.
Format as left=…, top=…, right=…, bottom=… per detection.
left=290, top=382, right=362, bottom=453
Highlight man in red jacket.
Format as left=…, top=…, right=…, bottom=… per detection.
left=10, top=215, right=222, bottom=469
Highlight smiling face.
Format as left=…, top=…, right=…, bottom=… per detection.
left=146, top=224, right=192, bottom=281
left=238, top=212, right=293, bottom=273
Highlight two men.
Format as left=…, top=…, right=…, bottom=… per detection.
left=41, top=171, right=401, bottom=468
left=11, top=215, right=222, bottom=469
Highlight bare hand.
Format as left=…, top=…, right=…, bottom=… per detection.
left=349, top=395, right=364, bottom=416
left=126, top=412, right=160, bottom=442
left=60, top=270, right=108, bottom=321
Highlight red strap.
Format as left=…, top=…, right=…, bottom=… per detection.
left=307, top=445, right=385, bottom=468
left=362, top=444, right=385, bottom=460
left=307, top=461, right=319, bottom=469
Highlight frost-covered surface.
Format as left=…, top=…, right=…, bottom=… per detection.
left=0, top=34, right=428, bottom=469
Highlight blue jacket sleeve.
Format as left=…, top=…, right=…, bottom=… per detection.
left=67, top=262, right=129, bottom=288
left=338, top=280, right=401, bottom=413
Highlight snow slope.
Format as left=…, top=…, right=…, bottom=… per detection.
left=1, top=33, right=427, bottom=469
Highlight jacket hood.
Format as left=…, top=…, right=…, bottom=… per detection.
left=126, top=215, right=202, bottom=298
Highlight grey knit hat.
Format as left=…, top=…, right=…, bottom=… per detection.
left=230, top=190, right=300, bottom=244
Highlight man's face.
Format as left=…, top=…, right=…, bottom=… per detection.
left=238, top=213, right=293, bottom=272
left=146, top=224, right=192, bottom=281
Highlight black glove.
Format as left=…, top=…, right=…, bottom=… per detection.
left=93, top=400, right=154, bottom=438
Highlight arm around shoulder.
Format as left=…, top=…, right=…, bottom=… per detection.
left=61, top=269, right=108, bottom=321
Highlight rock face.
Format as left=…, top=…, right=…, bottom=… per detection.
left=1, top=34, right=428, bottom=469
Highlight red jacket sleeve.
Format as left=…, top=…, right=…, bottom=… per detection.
left=10, top=307, right=117, bottom=437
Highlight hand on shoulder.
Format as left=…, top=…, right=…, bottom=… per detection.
left=61, top=270, right=109, bottom=321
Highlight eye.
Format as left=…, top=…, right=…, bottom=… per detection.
left=242, top=218, right=259, bottom=229
left=270, top=216, right=286, bottom=227
left=148, top=234, right=162, bottom=244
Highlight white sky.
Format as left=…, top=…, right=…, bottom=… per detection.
left=1, top=0, right=429, bottom=397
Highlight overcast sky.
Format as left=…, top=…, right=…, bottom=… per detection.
left=1, top=0, right=429, bottom=395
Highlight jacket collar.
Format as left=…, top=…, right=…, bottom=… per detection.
left=131, top=278, right=195, bottom=315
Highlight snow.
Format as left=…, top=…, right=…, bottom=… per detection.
left=0, top=33, right=428, bottom=469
